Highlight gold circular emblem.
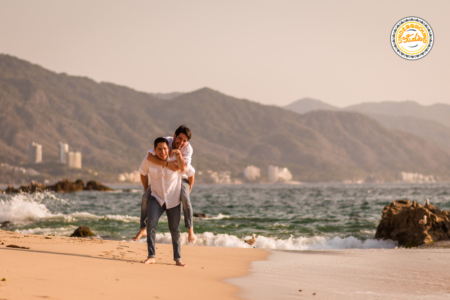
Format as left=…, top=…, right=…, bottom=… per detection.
left=391, top=17, right=434, bottom=60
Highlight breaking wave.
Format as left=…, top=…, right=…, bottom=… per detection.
left=152, top=232, right=397, bottom=250
left=0, top=193, right=138, bottom=224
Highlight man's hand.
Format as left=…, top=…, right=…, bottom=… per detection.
left=172, top=149, right=181, bottom=156
left=167, top=161, right=179, bottom=172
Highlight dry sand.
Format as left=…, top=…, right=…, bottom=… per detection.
left=0, top=229, right=268, bottom=300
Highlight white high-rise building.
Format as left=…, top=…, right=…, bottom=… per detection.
left=59, top=142, right=69, bottom=164
left=268, top=165, right=292, bottom=183
left=74, top=152, right=82, bottom=169
left=268, top=165, right=278, bottom=182
left=28, top=142, right=42, bottom=163
left=244, top=165, right=261, bottom=180
left=68, top=151, right=82, bottom=169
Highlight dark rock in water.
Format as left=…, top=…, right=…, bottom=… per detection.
left=5, top=186, right=19, bottom=193
left=4, top=179, right=113, bottom=193
left=4, top=181, right=46, bottom=193
left=70, top=226, right=94, bottom=237
left=375, top=199, right=450, bottom=247
left=75, top=179, right=85, bottom=187
left=1, top=221, right=11, bottom=227
left=84, top=180, right=113, bottom=191
left=193, top=213, right=207, bottom=218
left=46, top=179, right=84, bottom=193
left=19, top=181, right=47, bottom=193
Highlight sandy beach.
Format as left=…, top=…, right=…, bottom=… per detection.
left=0, top=229, right=268, bottom=300
left=231, top=248, right=450, bottom=300
left=2, top=228, right=450, bottom=300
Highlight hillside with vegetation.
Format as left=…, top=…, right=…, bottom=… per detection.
left=2, top=54, right=450, bottom=183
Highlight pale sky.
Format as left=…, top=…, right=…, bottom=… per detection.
left=0, top=0, right=449, bottom=107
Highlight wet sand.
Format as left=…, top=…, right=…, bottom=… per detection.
left=229, top=248, right=450, bottom=299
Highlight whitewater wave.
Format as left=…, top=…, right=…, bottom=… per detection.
left=202, top=213, right=230, bottom=220
left=17, top=226, right=79, bottom=236
left=150, top=232, right=397, bottom=250
left=0, top=193, right=139, bottom=224
left=0, top=192, right=56, bottom=223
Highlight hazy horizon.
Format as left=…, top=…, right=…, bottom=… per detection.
left=1, top=0, right=449, bottom=107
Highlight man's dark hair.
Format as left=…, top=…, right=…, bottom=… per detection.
left=174, top=125, right=192, bottom=141
left=154, top=137, right=169, bottom=149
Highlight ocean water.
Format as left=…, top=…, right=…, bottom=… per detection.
left=1, top=183, right=449, bottom=250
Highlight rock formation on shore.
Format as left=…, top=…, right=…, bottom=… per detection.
left=46, top=179, right=85, bottom=193
left=70, top=226, right=95, bottom=237
left=84, top=180, right=113, bottom=191
left=4, top=179, right=113, bottom=193
left=375, top=199, right=450, bottom=247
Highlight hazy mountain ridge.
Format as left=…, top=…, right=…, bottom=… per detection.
left=150, top=92, right=184, bottom=100
left=284, top=98, right=450, bottom=153
left=344, top=101, right=450, bottom=128
left=284, top=97, right=339, bottom=114
left=0, top=54, right=165, bottom=173
left=366, top=114, right=450, bottom=150
left=2, top=54, right=450, bottom=183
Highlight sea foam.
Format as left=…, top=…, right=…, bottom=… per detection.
left=0, top=193, right=55, bottom=223
left=153, top=232, right=397, bottom=250
left=0, top=193, right=139, bottom=224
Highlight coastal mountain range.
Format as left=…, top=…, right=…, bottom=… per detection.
left=284, top=98, right=450, bottom=150
left=2, top=54, right=450, bottom=183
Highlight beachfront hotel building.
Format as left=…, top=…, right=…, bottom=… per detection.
left=118, top=170, right=141, bottom=183
left=398, top=172, right=436, bottom=183
left=28, top=142, right=42, bottom=163
left=268, top=165, right=293, bottom=183
left=67, top=151, right=82, bottom=169
left=244, top=165, right=261, bottom=180
left=59, top=142, right=69, bottom=164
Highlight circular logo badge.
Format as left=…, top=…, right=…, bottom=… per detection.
left=391, top=17, right=434, bottom=60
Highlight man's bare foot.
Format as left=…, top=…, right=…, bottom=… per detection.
left=187, top=228, right=196, bottom=243
left=132, top=228, right=147, bottom=241
left=176, top=261, right=187, bottom=267
left=142, top=258, right=156, bottom=264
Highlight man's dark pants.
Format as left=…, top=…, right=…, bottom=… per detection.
left=146, top=195, right=182, bottom=261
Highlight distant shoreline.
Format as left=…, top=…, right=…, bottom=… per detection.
left=4, top=181, right=450, bottom=190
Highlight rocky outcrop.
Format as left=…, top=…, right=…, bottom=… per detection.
left=5, top=186, right=19, bottom=193
left=375, top=199, right=450, bottom=247
left=4, top=179, right=113, bottom=193
left=70, top=226, right=94, bottom=237
left=4, top=181, right=46, bottom=193
left=193, top=213, right=207, bottom=218
left=19, top=181, right=47, bottom=193
left=46, top=179, right=85, bottom=193
left=84, top=180, right=114, bottom=191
